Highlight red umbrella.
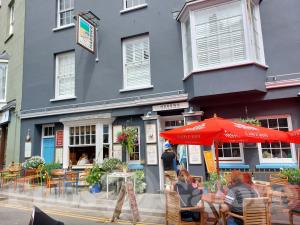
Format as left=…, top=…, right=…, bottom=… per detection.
left=287, top=129, right=300, bottom=144
left=160, top=116, right=290, bottom=174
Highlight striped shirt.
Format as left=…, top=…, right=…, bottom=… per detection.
left=225, top=183, right=258, bottom=214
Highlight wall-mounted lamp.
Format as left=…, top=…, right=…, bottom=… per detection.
left=187, top=107, right=194, bottom=114
left=145, top=111, right=152, bottom=118
left=25, top=129, right=31, bottom=142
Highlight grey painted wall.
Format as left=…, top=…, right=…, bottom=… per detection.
left=22, top=0, right=186, bottom=112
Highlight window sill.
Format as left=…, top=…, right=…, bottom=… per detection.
left=119, top=85, right=153, bottom=93
left=220, top=163, right=249, bottom=169
left=50, top=96, right=77, bottom=102
left=120, top=4, right=148, bottom=14
left=183, top=61, right=269, bottom=81
left=256, top=163, right=297, bottom=169
left=4, top=33, right=13, bottom=44
left=52, top=23, right=75, bottom=32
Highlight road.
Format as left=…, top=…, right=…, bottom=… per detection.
left=0, top=199, right=141, bottom=225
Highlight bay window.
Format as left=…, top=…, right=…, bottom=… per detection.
left=179, top=0, right=265, bottom=76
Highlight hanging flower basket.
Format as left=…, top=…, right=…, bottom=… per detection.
left=116, top=128, right=138, bottom=155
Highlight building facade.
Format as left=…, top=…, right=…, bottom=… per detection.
left=20, top=0, right=299, bottom=192
left=0, top=0, right=25, bottom=168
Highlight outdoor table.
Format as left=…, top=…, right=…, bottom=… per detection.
left=201, top=192, right=225, bottom=225
left=106, top=172, right=135, bottom=199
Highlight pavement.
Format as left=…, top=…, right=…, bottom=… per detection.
left=0, top=184, right=299, bottom=225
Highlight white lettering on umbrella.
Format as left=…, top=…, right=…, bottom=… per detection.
left=185, top=123, right=206, bottom=131
left=233, top=122, right=259, bottom=131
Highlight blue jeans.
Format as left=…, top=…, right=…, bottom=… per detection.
left=227, top=217, right=239, bottom=225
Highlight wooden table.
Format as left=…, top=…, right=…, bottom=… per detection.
left=201, top=193, right=225, bottom=225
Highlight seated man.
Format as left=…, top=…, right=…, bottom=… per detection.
left=223, top=170, right=258, bottom=225
left=77, top=153, right=89, bottom=166
left=175, top=169, right=203, bottom=222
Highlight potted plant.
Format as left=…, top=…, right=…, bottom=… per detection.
left=23, top=156, right=45, bottom=173
left=204, top=172, right=227, bottom=193
left=117, top=162, right=128, bottom=173
left=86, top=164, right=105, bottom=193
left=117, top=127, right=138, bottom=154
left=101, top=158, right=122, bottom=173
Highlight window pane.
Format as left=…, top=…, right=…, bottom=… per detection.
left=282, top=149, right=292, bottom=158
left=194, top=1, right=246, bottom=69
left=232, top=149, right=240, bottom=157
left=260, top=119, right=268, bottom=128
left=91, top=135, right=96, bottom=144
left=70, top=136, right=74, bottom=145
left=262, top=149, right=272, bottom=158
left=278, top=118, right=288, bottom=128
left=268, top=119, right=278, bottom=129
left=56, top=52, right=75, bottom=98
left=223, top=148, right=232, bottom=157
left=0, top=63, right=7, bottom=101
left=124, top=36, right=150, bottom=89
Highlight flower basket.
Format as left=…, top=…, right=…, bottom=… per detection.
left=116, top=128, right=138, bottom=154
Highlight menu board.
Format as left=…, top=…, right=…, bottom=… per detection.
left=113, top=125, right=122, bottom=143
left=145, top=124, right=157, bottom=143
left=203, top=150, right=216, bottom=173
left=188, top=145, right=202, bottom=164
left=146, top=144, right=158, bottom=165
left=25, top=141, right=32, bottom=158
left=113, top=144, right=123, bottom=161
left=55, top=130, right=64, bottom=147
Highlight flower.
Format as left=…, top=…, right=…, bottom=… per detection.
left=116, top=128, right=138, bottom=154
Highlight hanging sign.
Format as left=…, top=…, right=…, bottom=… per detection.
left=203, top=150, right=216, bottom=173
left=77, top=15, right=96, bottom=53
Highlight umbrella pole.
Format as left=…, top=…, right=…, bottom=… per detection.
left=215, top=143, right=220, bottom=176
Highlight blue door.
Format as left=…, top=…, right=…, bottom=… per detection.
left=42, top=137, right=55, bottom=163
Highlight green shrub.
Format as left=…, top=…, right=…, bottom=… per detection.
left=102, top=158, right=122, bottom=172
left=86, top=164, right=106, bottom=186
left=280, top=168, right=300, bottom=185
left=134, top=170, right=146, bottom=194
left=43, top=163, right=62, bottom=176
left=204, top=172, right=226, bottom=192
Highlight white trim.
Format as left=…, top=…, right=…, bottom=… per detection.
left=212, top=143, right=245, bottom=163
left=56, top=0, right=74, bottom=28
left=8, top=3, right=14, bottom=35
left=0, top=62, right=8, bottom=103
left=183, top=61, right=268, bottom=80
left=52, top=23, right=75, bottom=32
left=122, top=35, right=151, bottom=90
left=21, top=94, right=188, bottom=119
left=119, top=85, right=153, bottom=93
left=120, top=3, right=147, bottom=14
left=256, top=115, right=297, bottom=164
left=50, top=96, right=77, bottom=102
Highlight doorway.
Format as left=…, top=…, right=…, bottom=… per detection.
left=0, top=126, right=7, bottom=169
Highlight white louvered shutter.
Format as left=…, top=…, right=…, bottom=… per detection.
left=124, top=36, right=150, bottom=89
left=194, top=1, right=246, bottom=69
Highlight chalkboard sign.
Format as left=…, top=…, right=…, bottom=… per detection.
left=111, top=182, right=140, bottom=224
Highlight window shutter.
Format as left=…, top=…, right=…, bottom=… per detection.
left=195, top=1, right=246, bottom=69
left=124, top=36, right=150, bottom=89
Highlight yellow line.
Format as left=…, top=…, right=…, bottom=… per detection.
left=0, top=203, right=163, bottom=225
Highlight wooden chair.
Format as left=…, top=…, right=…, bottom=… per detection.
left=268, top=173, right=289, bottom=209
left=35, top=164, right=44, bottom=186
left=44, top=171, right=61, bottom=195
left=1, top=163, right=22, bottom=190
left=165, top=190, right=207, bottom=225
left=63, top=171, right=79, bottom=194
left=16, top=168, right=37, bottom=191
left=287, top=185, right=300, bottom=225
left=221, top=197, right=271, bottom=225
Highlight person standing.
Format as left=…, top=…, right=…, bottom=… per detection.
left=177, top=144, right=187, bottom=169
left=161, top=141, right=176, bottom=187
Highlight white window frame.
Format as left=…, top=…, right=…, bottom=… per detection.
left=55, top=51, right=75, bottom=100
left=127, top=126, right=141, bottom=163
left=0, top=60, right=8, bottom=103
left=41, top=124, right=55, bottom=159
left=69, top=125, right=96, bottom=147
left=8, top=2, right=14, bottom=35
left=122, top=35, right=152, bottom=91
left=181, top=0, right=266, bottom=77
left=212, top=143, right=245, bottom=164
left=122, top=0, right=147, bottom=11
left=56, top=0, right=75, bottom=28
left=256, top=115, right=297, bottom=164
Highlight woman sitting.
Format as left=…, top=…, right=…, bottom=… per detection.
left=175, top=169, right=203, bottom=222
left=77, top=153, right=89, bottom=166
